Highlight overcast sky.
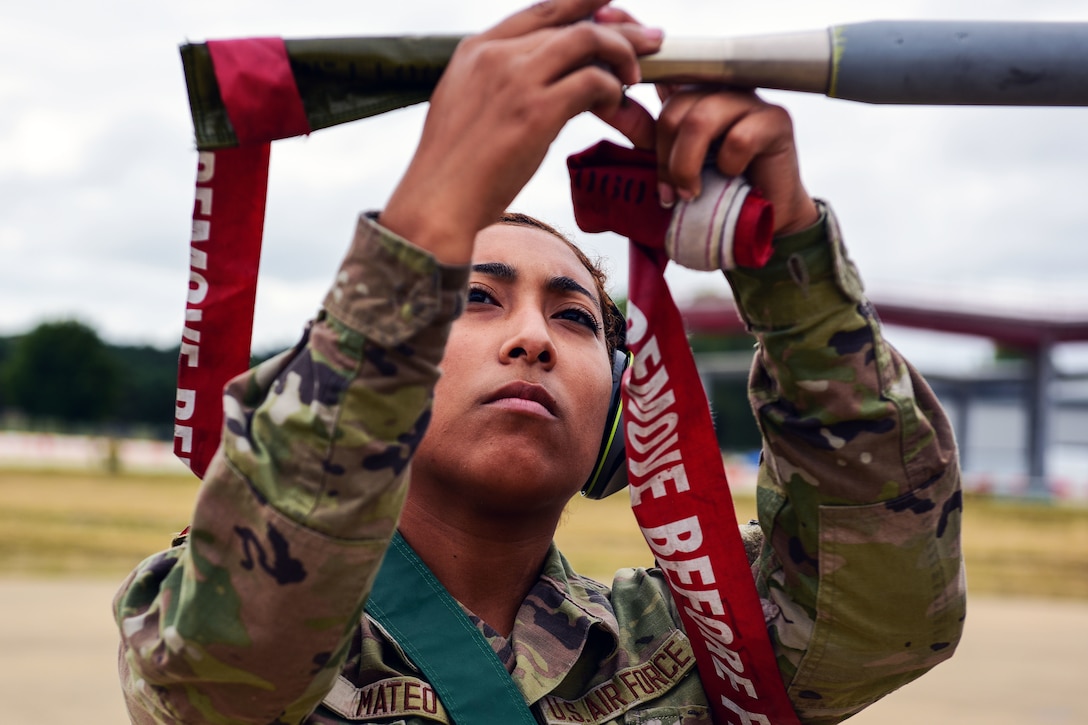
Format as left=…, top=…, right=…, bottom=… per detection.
left=4, top=0, right=1088, bottom=372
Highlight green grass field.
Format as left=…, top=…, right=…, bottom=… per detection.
left=2, top=468, right=1087, bottom=599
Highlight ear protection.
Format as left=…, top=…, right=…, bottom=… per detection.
left=581, top=302, right=630, bottom=500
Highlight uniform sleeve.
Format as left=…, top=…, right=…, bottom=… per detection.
left=724, top=202, right=967, bottom=724
left=113, top=214, right=468, bottom=725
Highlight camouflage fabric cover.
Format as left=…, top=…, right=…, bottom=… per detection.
left=114, top=205, right=965, bottom=724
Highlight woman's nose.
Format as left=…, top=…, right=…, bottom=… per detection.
left=499, top=313, right=556, bottom=368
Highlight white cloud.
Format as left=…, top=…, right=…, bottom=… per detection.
left=1, top=0, right=1087, bottom=369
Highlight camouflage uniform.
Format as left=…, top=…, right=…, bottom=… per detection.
left=115, top=204, right=965, bottom=724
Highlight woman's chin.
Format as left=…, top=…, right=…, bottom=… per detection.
left=412, top=434, right=596, bottom=514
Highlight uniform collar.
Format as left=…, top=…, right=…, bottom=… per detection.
left=507, top=544, right=621, bottom=704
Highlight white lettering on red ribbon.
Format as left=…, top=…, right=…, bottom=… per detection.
left=624, top=300, right=774, bottom=725
left=172, top=143, right=269, bottom=479
left=174, top=151, right=215, bottom=469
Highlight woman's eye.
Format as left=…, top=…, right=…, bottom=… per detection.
left=557, top=307, right=601, bottom=333
left=467, top=287, right=497, bottom=305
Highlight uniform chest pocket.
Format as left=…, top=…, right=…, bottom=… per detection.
left=539, top=631, right=706, bottom=725
left=624, top=705, right=710, bottom=724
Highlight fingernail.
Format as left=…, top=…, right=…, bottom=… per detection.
left=642, top=27, right=664, bottom=42
left=677, top=187, right=695, bottom=202
left=657, top=182, right=675, bottom=209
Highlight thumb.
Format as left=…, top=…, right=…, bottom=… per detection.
left=595, top=94, right=656, bottom=150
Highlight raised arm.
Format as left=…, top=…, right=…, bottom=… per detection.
left=114, top=219, right=468, bottom=724
left=115, top=2, right=664, bottom=722
left=728, top=206, right=965, bottom=723
left=606, top=84, right=966, bottom=722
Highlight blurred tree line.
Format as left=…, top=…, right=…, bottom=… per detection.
left=0, top=315, right=760, bottom=452
left=0, top=320, right=283, bottom=440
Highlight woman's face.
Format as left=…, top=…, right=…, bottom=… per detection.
left=411, top=223, right=614, bottom=515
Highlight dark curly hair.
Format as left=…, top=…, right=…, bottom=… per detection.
left=497, top=212, right=625, bottom=359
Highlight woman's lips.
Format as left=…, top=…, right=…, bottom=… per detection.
left=484, top=381, right=558, bottom=418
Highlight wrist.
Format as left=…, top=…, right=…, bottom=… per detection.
left=726, top=201, right=866, bottom=331
left=772, top=195, right=821, bottom=237
left=380, top=186, right=477, bottom=266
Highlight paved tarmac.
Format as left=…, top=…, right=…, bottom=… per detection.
left=2, top=578, right=1085, bottom=724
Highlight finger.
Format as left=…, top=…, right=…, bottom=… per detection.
left=529, top=21, right=658, bottom=86
left=668, top=96, right=749, bottom=197
left=546, top=64, right=628, bottom=120
left=593, top=6, right=639, bottom=24
left=662, top=92, right=764, bottom=198
left=594, top=94, right=656, bottom=150
left=653, top=90, right=702, bottom=189
left=481, top=0, right=612, bottom=41
left=714, top=104, right=793, bottom=179
left=593, top=6, right=666, bottom=60
left=656, top=83, right=680, bottom=103
left=607, top=22, right=665, bottom=61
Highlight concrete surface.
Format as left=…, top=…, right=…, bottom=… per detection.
left=1, top=579, right=1084, bottom=723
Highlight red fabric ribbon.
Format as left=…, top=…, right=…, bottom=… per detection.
left=205, top=37, right=311, bottom=145
left=569, top=141, right=800, bottom=725
left=175, top=145, right=269, bottom=477
left=176, top=36, right=799, bottom=719
left=175, top=38, right=311, bottom=477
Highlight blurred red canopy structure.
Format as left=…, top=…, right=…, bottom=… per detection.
left=679, top=295, right=1088, bottom=497
left=680, top=295, right=1088, bottom=349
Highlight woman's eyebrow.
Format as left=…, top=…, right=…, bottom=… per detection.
left=547, top=275, right=601, bottom=312
left=471, top=261, right=600, bottom=312
left=472, top=261, right=515, bottom=280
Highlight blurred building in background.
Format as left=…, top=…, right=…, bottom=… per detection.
left=684, top=295, right=1088, bottom=500
left=2, top=295, right=1087, bottom=500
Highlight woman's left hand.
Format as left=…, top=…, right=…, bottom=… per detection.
left=593, top=16, right=820, bottom=238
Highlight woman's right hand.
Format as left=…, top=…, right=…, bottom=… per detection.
left=380, top=0, right=663, bottom=264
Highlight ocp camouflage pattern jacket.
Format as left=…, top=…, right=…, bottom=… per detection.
left=115, top=203, right=966, bottom=725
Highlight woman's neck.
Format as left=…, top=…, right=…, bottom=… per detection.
left=397, top=490, right=562, bottom=637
